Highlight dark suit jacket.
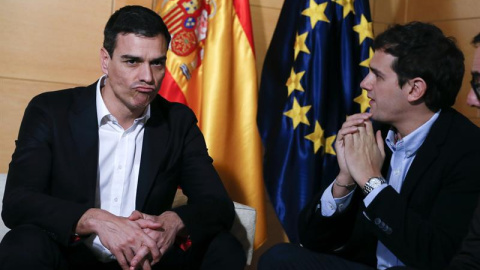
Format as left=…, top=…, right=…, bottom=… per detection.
left=447, top=197, right=480, bottom=270
left=299, top=108, right=480, bottom=269
left=2, top=81, right=235, bottom=247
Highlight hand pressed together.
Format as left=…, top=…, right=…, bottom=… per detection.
left=334, top=113, right=386, bottom=192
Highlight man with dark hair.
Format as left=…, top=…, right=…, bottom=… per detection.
left=0, top=5, right=245, bottom=270
left=259, top=22, right=480, bottom=270
left=466, top=33, right=480, bottom=108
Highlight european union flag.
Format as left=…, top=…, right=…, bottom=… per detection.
left=257, top=0, right=373, bottom=242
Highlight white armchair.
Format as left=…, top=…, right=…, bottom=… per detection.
left=0, top=174, right=256, bottom=265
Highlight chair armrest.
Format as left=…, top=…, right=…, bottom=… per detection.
left=172, top=189, right=257, bottom=265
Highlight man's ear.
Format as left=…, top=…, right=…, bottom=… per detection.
left=100, top=48, right=110, bottom=75
left=407, top=77, right=427, bottom=102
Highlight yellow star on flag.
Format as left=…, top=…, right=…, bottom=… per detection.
left=284, top=97, right=311, bottom=129
left=325, top=135, right=337, bottom=155
left=354, top=89, right=370, bottom=113
left=333, top=0, right=355, bottom=18
left=301, top=0, right=330, bottom=29
left=286, top=68, right=306, bottom=96
left=360, top=47, right=374, bottom=68
left=353, top=14, right=373, bottom=45
left=305, top=121, right=325, bottom=154
left=294, top=32, right=311, bottom=60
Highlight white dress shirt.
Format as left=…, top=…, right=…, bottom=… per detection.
left=84, top=75, right=151, bottom=261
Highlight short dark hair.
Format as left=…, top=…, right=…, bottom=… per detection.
left=472, top=33, right=480, bottom=47
left=103, top=5, right=171, bottom=57
left=373, top=21, right=465, bottom=112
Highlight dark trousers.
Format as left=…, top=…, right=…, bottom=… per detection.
left=0, top=224, right=246, bottom=270
left=258, top=243, right=375, bottom=270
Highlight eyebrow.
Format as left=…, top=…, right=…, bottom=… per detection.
left=120, top=55, right=167, bottom=63
left=370, top=66, right=384, bottom=78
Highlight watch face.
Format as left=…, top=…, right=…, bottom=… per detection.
left=370, top=178, right=381, bottom=187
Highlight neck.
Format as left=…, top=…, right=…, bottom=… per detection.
left=393, top=108, right=436, bottom=138
left=100, top=85, right=145, bottom=130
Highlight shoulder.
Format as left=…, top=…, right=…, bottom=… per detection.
left=28, top=82, right=96, bottom=111
left=440, top=108, right=480, bottom=139
left=431, top=108, right=480, bottom=154
left=149, top=94, right=197, bottom=123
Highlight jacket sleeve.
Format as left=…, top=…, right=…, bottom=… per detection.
left=298, top=188, right=363, bottom=253
left=2, top=94, right=91, bottom=246
left=364, top=149, right=480, bottom=269
left=169, top=107, right=235, bottom=244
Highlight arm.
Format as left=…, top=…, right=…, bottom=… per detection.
left=2, top=93, right=91, bottom=246
left=299, top=113, right=380, bottom=253
left=168, top=107, right=235, bottom=243
left=365, top=155, right=480, bottom=269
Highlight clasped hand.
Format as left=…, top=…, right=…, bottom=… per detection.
left=335, top=113, right=385, bottom=189
left=127, top=210, right=185, bottom=270
left=78, top=209, right=184, bottom=270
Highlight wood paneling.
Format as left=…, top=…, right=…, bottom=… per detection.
left=0, top=78, right=79, bottom=173
left=251, top=5, right=281, bottom=84
left=0, top=0, right=109, bottom=86
left=114, top=0, right=153, bottom=10
left=407, top=0, right=480, bottom=22
left=250, top=0, right=283, bottom=9
left=373, top=0, right=406, bottom=23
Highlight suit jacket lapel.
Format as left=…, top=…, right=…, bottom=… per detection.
left=400, top=110, right=452, bottom=195
left=136, top=97, right=171, bottom=210
left=69, top=83, right=99, bottom=196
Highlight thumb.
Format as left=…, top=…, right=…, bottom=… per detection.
left=128, top=210, right=144, bottom=221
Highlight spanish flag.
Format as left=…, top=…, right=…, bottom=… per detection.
left=155, top=0, right=266, bottom=248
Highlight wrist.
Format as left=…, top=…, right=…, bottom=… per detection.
left=336, top=172, right=354, bottom=185
left=363, top=176, right=386, bottom=195
left=334, top=179, right=357, bottom=190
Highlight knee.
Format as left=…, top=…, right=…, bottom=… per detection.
left=200, top=231, right=246, bottom=269
left=210, top=231, right=246, bottom=265
left=258, top=243, right=300, bottom=269
left=0, top=224, right=62, bottom=268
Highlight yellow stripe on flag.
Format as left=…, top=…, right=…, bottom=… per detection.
left=156, top=0, right=267, bottom=248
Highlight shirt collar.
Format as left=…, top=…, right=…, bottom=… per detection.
left=96, top=75, right=151, bottom=127
left=386, top=110, right=440, bottom=158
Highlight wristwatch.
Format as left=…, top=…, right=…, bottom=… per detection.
left=363, top=177, right=386, bottom=195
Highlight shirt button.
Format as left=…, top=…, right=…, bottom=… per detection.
left=338, top=204, right=344, bottom=211
left=114, top=198, right=118, bottom=202
left=118, top=165, right=122, bottom=170
left=329, top=203, right=335, bottom=210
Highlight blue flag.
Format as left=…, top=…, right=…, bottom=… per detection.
left=257, top=0, right=373, bottom=242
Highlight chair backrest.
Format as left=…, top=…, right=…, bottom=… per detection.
left=0, top=174, right=9, bottom=241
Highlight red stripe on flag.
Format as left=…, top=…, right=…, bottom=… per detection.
left=159, top=70, right=188, bottom=105
left=233, top=0, right=255, bottom=54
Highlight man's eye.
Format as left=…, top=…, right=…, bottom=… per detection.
left=125, top=59, right=137, bottom=65
left=151, top=61, right=165, bottom=67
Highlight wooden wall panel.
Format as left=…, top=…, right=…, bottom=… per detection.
left=0, top=0, right=110, bottom=86
left=373, top=0, right=406, bottom=23
left=0, top=78, right=79, bottom=173
left=250, top=0, right=282, bottom=9
left=114, top=0, right=153, bottom=10
left=407, top=0, right=480, bottom=22
left=251, top=5, right=281, bottom=82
